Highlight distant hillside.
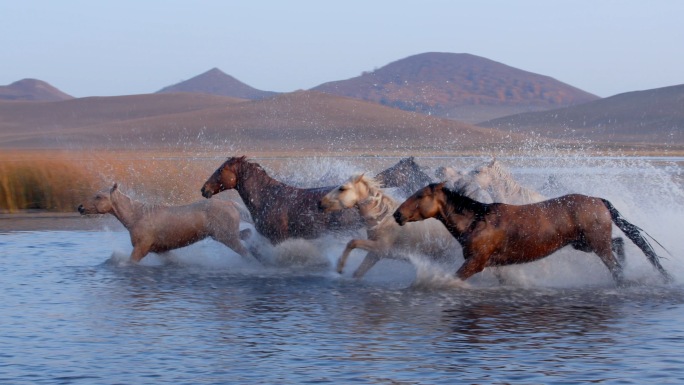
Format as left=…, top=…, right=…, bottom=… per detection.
left=312, top=52, right=599, bottom=122
left=479, top=84, right=684, bottom=143
left=0, top=79, right=73, bottom=101
left=0, top=93, right=244, bottom=147
left=157, top=68, right=277, bottom=100
left=0, top=90, right=526, bottom=153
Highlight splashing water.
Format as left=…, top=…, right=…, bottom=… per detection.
left=237, top=154, right=684, bottom=288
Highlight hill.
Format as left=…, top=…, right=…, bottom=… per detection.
left=0, top=93, right=245, bottom=147
left=157, top=68, right=277, bottom=100
left=0, top=91, right=525, bottom=153
left=312, top=52, right=599, bottom=122
left=479, top=84, right=684, bottom=143
left=0, top=79, right=73, bottom=101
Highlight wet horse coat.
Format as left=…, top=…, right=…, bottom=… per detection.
left=394, top=183, right=671, bottom=284
left=201, top=156, right=363, bottom=244
left=375, top=156, right=434, bottom=197
left=78, top=183, right=256, bottom=263
left=320, top=174, right=457, bottom=278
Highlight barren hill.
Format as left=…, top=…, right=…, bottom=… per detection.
left=157, top=68, right=277, bottom=100
left=479, top=84, right=684, bottom=143
left=312, top=52, right=599, bottom=122
left=0, top=90, right=526, bottom=153
left=0, top=79, right=73, bottom=101
left=0, top=93, right=244, bottom=147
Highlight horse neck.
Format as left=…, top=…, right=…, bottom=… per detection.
left=234, top=162, right=286, bottom=210
left=357, top=183, right=397, bottom=228
left=440, top=189, right=487, bottom=238
left=109, top=190, right=143, bottom=229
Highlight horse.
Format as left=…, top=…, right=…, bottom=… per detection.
left=201, top=156, right=363, bottom=244
left=375, top=156, right=434, bottom=197
left=393, top=183, right=672, bottom=284
left=320, top=174, right=457, bottom=278
left=78, top=183, right=258, bottom=264
left=437, top=159, right=546, bottom=205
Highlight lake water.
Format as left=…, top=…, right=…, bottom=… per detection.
left=2, top=156, right=684, bottom=384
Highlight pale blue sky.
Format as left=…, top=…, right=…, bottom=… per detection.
left=2, top=1, right=683, bottom=98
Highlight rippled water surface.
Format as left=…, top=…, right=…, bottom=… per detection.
left=2, top=156, right=684, bottom=384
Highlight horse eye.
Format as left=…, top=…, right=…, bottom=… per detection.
left=339, top=186, right=346, bottom=192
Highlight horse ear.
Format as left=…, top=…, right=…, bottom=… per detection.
left=354, top=173, right=365, bottom=182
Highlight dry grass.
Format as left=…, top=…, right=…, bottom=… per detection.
left=0, top=150, right=221, bottom=213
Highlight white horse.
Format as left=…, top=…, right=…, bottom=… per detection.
left=78, top=183, right=258, bottom=264
left=320, top=174, right=458, bottom=278
left=436, top=159, right=546, bottom=204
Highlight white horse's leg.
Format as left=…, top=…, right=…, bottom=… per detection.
left=353, top=252, right=383, bottom=278
left=337, top=239, right=380, bottom=274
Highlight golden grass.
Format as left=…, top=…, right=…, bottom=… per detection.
left=0, top=150, right=221, bottom=213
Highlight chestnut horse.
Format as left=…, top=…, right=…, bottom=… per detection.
left=201, top=156, right=363, bottom=244
left=393, top=183, right=671, bottom=284
left=320, top=174, right=457, bottom=278
left=79, top=183, right=258, bottom=264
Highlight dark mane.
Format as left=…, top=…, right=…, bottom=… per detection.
left=442, top=185, right=491, bottom=217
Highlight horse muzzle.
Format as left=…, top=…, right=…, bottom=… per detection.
left=201, top=186, right=213, bottom=199
left=393, top=210, right=406, bottom=226
left=77, top=204, right=86, bottom=215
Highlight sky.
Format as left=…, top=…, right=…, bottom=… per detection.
left=2, top=1, right=683, bottom=98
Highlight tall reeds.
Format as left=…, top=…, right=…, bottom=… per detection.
left=0, top=150, right=220, bottom=212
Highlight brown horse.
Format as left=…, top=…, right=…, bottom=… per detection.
left=201, top=156, right=363, bottom=244
left=79, top=183, right=258, bottom=264
left=375, top=156, right=434, bottom=197
left=393, top=183, right=671, bottom=284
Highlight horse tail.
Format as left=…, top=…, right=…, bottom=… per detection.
left=601, top=199, right=672, bottom=283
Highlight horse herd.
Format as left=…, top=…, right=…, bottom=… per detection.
left=78, top=156, right=672, bottom=285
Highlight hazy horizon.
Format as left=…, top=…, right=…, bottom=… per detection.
left=2, top=1, right=683, bottom=98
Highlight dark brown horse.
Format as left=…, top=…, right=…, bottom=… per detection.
left=393, top=183, right=671, bottom=284
left=201, top=156, right=363, bottom=244
left=375, top=157, right=433, bottom=196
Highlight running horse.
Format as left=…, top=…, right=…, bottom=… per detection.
left=393, top=183, right=672, bottom=284
left=320, top=174, right=457, bottom=278
left=201, top=156, right=363, bottom=244
left=375, top=156, right=434, bottom=197
left=78, top=183, right=258, bottom=264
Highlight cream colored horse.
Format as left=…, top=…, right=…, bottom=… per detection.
left=320, top=174, right=457, bottom=278
left=78, top=183, right=258, bottom=264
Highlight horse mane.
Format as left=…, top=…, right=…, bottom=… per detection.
left=442, top=185, right=490, bottom=217
left=353, top=174, right=398, bottom=227
left=227, top=156, right=273, bottom=181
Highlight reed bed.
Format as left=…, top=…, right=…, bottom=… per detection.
left=0, top=150, right=221, bottom=213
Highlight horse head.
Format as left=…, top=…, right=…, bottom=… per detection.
left=201, top=156, right=246, bottom=198
left=375, top=157, right=433, bottom=195
left=393, top=182, right=445, bottom=225
left=320, top=173, right=372, bottom=212
left=78, top=183, right=118, bottom=215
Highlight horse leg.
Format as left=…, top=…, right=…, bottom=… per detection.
left=130, top=245, right=150, bottom=263
left=212, top=232, right=262, bottom=265
left=455, top=250, right=490, bottom=281
left=337, top=239, right=380, bottom=275
left=353, top=252, right=382, bottom=279
left=591, top=240, right=624, bottom=285
left=612, top=237, right=625, bottom=266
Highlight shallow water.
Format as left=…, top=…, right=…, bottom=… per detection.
left=2, top=156, right=684, bottom=384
